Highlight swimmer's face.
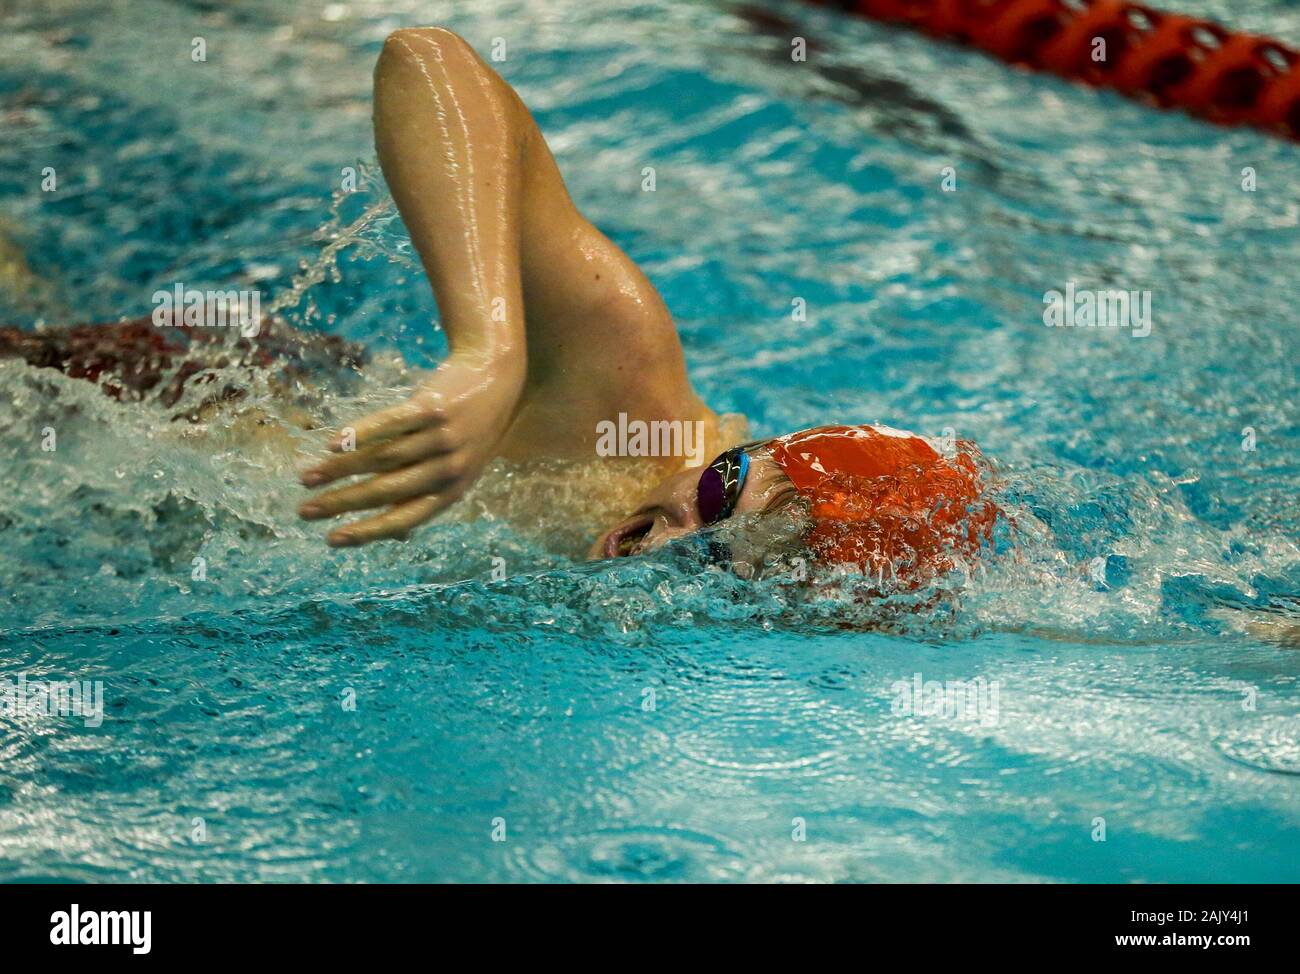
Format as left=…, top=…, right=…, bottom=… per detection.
left=588, top=452, right=798, bottom=560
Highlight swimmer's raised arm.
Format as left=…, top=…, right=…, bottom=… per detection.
left=300, top=26, right=715, bottom=546
left=300, top=27, right=532, bottom=545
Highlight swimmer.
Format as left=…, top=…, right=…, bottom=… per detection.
left=2, top=27, right=998, bottom=584
left=296, top=27, right=997, bottom=580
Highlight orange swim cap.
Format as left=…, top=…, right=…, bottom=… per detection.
left=767, top=424, right=997, bottom=582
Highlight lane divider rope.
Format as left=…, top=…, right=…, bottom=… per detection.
left=806, top=0, right=1300, bottom=140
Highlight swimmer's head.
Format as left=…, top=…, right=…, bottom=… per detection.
left=589, top=424, right=998, bottom=581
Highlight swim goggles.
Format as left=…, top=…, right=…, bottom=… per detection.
left=696, top=445, right=752, bottom=525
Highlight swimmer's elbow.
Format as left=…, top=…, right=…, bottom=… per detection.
left=377, top=26, right=476, bottom=76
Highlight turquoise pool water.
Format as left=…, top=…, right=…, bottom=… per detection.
left=1, top=0, right=1298, bottom=882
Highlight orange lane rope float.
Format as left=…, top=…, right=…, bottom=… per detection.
left=807, top=0, right=1300, bottom=140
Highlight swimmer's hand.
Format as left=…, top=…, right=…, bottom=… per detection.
left=297, top=351, right=524, bottom=546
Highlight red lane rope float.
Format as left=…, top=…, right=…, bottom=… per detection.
left=805, top=0, right=1300, bottom=140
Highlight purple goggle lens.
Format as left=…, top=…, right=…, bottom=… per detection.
left=696, top=448, right=750, bottom=526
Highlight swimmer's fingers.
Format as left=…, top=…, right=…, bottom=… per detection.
left=327, top=398, right=445, bottom=452
left=325, top=495, right=447, bottom=547
left=299, top=456, right=466, bottom=521
left=301, top=428, right=454, bottom=486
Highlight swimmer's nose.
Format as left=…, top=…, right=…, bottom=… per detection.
left=640, top=494, right=703, bottom=551
left=641, top=521, right=693, bottom=552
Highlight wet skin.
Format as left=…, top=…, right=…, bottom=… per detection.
left=296, top=27, right=721, bottom=548
left=589, top=453, right=793, bottom=559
